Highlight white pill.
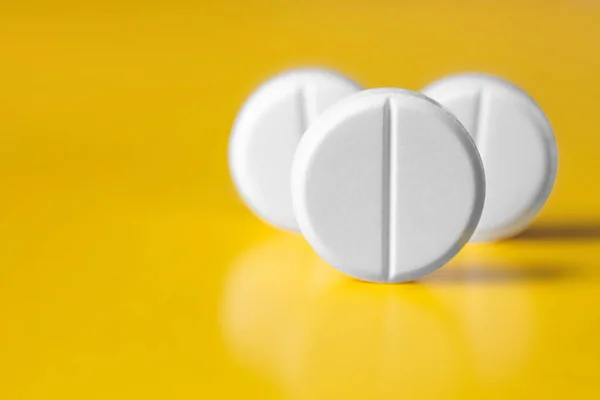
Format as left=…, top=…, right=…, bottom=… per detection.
left=292, top=89, right=486, bottom=283
left=422, top=74, right=558, bottom=241
left=229, top=68, right=362, bottom=230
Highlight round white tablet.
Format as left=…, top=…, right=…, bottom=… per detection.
left=422, top=74, right=558, bottom=241
left=229, top=68, right=362, bottom=230
left=292, top=89, right=486, bottom=283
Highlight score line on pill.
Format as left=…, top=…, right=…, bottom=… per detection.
left=229, top=68, right=362, bottom=231
left=292, top=89, right=486, bottom=283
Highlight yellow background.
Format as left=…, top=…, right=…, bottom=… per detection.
left=1, top=1, right=600, bottom=398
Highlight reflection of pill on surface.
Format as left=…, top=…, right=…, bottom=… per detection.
left=220, top=234, right=466, bottom=399
left=292, top=89, right=486, bottom=283
left=229, top=68, right=362, bottom=231
left=422, top=74, right=558, bottom=242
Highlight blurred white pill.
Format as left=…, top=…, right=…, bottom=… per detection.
left=292, top=89, right=485, bottom=283
left=422, top=74, right=557, bottom=241
left=229, top=68, right=362, bottom=230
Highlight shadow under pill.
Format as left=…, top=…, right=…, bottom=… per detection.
left=422, top=263, right=577, bottom=284
left=513, top=223, right=600, bottom=241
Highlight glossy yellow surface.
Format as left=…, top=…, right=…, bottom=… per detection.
left=1, top=1, right=600, bottom=398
